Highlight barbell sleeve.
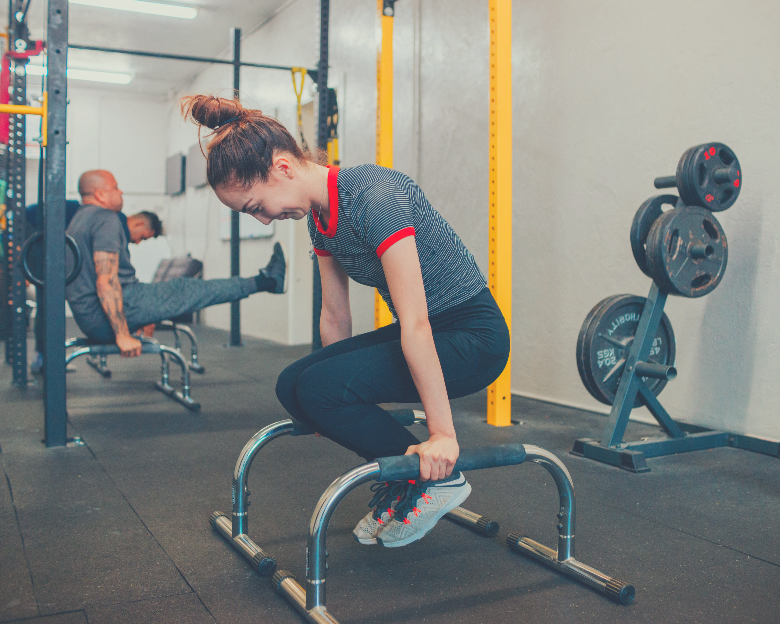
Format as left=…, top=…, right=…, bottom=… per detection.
left=712, top=167, right=738, bottom=185
left=653, top=175, right=677, bottom=189
left=634, top=361, right=677, bottom=381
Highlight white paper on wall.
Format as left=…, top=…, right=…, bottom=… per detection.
left=219, top=205, right=274, bottom=240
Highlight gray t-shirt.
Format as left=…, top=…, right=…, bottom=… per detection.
left=66, top=204, right=138, bottom=331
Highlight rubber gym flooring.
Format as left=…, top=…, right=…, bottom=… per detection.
left=1, top=321, right=778, bottom=624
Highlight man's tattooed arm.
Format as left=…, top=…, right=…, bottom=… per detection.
left=94, top=251, right=142, bottom=357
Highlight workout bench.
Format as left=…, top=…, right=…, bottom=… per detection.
left=65, top=336, right=200, bottom=411
left=210, top=410, right=634, bottom=623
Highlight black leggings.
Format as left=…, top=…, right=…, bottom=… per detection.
left=276, top=288, right=510, bottom=461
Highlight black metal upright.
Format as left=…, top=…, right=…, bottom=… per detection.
left=229, top=28, right=242, bottom=347
left=0, top=143, right=8, bottom=347
left=6, top=0, right=29, bottom=385
left=43, top=0, right=69, bottom=446
left=312, top=0, right=329, bottom=351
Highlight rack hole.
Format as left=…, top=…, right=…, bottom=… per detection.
left=691, top=274, right=712, bottom=289
left=719, top=149, right=734, bottom=166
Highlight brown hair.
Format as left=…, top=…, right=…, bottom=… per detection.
left=181, top=95, right=310, bottom=189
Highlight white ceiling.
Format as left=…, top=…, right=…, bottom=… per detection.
left=3, top=0, right=296, bottom=95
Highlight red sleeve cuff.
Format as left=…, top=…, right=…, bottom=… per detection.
left=376, top=227, right=415, bottom=258
left=313, top=247, right=332, bottom=257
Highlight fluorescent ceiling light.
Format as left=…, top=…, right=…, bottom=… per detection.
left=27, top=64, right=132, bottom=84
left=69, top=0, right=197, bottom=19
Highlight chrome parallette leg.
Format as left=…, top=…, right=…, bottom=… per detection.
left=66, top=347, right=92, bottom=367
left=210, top=512, right=276, bottom=575
left=273, top=570, right=340, bottom=624
left=304, top=463, right=381, bottom=616
left=506, top=445, right=634, bottom=605
left=86, top=354, right=111, bottom=378
left=209, top=420, right=296, bottom=576
left=160, top=320, right=205, bottom=374
left=155, top=346, right=200, bottom=411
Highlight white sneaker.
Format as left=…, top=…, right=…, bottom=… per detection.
left=353, top=480, right=406, bottom=545
left=376, top=473, right=471, bottom=548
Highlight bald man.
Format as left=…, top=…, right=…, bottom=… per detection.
left=66, top=170, right=286, bottom=357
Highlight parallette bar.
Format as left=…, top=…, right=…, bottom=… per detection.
left=210, top=512, right=276, bottom=575
left=634, top=361, right=677, bottom=381
left=376, top=443, right=526, bottom=481
left=507, top=534, right=634, bottom=605
left=445, top=506, right=500, bottom=537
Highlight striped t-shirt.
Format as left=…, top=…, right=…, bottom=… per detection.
left=308, top=164, right=486, bottom=319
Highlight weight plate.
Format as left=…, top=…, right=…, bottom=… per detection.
left=579, top=295, right=676, bottom=406
left=676, top=143, right=741, bottom=212
left=678, top=146, right=698, bottom=207
left=576, top=295, right=623, bottom=400
left=630, top=195, right=678, bottom=277
left=646, top=207, right=728, bottom=298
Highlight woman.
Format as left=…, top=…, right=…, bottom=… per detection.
left=182, top=95, right=510, bottom=548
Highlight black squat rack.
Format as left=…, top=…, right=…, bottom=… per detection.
left=2, top=0, right=325, bottom=447
left=210, top=410, right=634, bottom=623
left=573, top=143, right=780, bottom=472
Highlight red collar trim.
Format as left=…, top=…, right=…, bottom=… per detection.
left=312, top=166, right=339, bottom=238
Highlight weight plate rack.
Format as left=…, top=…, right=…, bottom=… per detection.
left=573, top=143, right=780, bottom=472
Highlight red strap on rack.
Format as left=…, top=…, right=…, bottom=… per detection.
left=1, top=41, right=45, bottom=145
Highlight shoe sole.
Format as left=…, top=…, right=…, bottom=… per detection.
left=352, top=533, right=377, bottom=546
left=377, top=482, right=472, bottom=548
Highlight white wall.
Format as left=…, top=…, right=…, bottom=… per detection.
left=509, top=0, right=780, bottom=441
left=165, top=51, right=315, bottom=344
left=159, top=0, right=780, bottom=441
left=26, top=85, right=172, bottom=280
left=64, top=86, right=169, bottom=213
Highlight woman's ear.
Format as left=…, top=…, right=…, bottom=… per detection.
left=273, top=154, right=295, bottom=179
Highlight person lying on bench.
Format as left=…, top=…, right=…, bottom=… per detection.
left=66, top=169, right=286, bottom=357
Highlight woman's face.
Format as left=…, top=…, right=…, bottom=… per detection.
left=215, top=157, right=310, bottom=225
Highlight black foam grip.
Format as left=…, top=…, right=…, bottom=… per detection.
left=376, top=444, right=526, bottom=481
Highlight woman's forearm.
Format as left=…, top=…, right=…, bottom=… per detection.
left=320, top=313, right=352, bottom=347
left=400, top=321, right=456, bottom=437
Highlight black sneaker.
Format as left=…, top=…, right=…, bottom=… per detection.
left=353, top=480, right=407, bottom=545
left=260, top=242, right=287, bottom=294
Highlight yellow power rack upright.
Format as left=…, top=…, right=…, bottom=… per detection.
left=487, top=0, right=513, bottom=426
left=374, top=0, right=513, bottom=426
left=374, top=0, right=394, bottom=328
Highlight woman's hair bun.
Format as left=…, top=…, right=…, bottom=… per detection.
left=181, top=95, right=247, bottom=130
